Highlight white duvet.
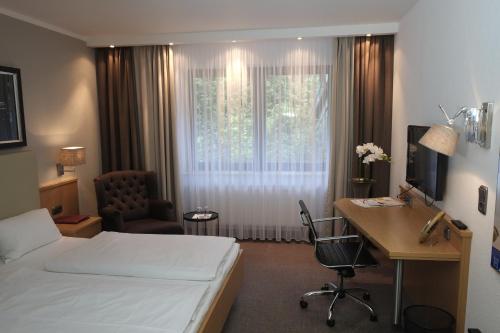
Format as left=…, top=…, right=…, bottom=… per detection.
left=0, top=267, right=208, bottom=333
left=45, top=232, right=235, bottom=281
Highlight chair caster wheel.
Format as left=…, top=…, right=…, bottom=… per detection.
left=299, top=300, right=308, bottom=309
left=321, top=284, right=329, bottom=291
left=370, top=314, right=378, bottom=322
left=326, top=318, right=335, bottom=327
left=363, top=292, right=371, bottom=301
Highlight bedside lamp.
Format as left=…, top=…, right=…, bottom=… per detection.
left=56, top=146, right=86, bottom=176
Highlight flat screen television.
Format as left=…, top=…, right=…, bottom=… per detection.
left=406, top=125, right=448, bottom=201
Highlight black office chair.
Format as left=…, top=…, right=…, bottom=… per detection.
left=298, top=200, right=378, bottom=327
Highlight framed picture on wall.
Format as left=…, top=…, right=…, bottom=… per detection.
left=0, top=66, right=26, bottom=149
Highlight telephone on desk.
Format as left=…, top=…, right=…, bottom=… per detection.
left=419, top=211, right=445, bottom=243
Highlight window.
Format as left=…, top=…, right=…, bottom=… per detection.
left=191, top=68, right=330, bottom=173
left=173, top=39, right=334, bottom=241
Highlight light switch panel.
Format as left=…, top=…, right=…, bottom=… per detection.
left=478, top=185, right=488, bottom=215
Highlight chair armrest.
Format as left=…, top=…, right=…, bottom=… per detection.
left=312, top=217, right=346, bottom=223
left=100, top=206, right=124, bottom=231
left=150, top=199, right=176, bottom=221
left=315, top=235, right=360, bottom=242
left=300, top=214, right=346, bottom=227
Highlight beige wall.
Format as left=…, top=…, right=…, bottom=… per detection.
left=0, top=14, right=100, bottom=215
left=391, top=0, right=500, bottom=331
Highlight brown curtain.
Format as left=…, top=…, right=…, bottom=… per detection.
left=352, top=35, right=394, bottom=197
left=95, top=47, right=144, bottom=173
left=133, top=46, right=177, bottom=206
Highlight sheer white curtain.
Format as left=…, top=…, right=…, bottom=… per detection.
left=172, top=38, right=335, bottom=241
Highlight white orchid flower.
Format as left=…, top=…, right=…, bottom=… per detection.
left=356, top=142, right=391, bottom=164
left=356, top=145, right=367, bottom=157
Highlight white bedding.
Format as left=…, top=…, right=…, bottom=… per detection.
left=45, top=232, right=235, bottom=281
left=0, top=267, right=207, bottom=333
left=0, top=236, right=241, bottom=333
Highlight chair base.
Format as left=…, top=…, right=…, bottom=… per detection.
left=300, top=280, right=377, bottom=326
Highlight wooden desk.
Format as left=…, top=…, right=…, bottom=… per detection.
left=335, top=190, right=471, bottom=333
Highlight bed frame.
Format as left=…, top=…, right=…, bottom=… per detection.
left=0, top=150, right=243, bottom=333
left=198, top=250, right=244, bottom=333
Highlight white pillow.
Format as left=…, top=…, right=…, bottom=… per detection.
left=0, top=208, right=62, bottom=263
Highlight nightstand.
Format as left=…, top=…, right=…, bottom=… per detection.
left=56, top=216, right=102, bottom=238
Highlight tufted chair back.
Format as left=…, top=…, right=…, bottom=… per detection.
left=94, top=170, right=159, bottom=221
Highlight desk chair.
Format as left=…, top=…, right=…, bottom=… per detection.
left=298, top=200, right=378, bottom=327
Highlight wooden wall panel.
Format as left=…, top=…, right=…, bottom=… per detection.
left=39, top=177, right=79, bottom=217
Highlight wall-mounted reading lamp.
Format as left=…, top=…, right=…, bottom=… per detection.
left=56, top=146, right=86, bottom=176
left=419, top=102, right=494, bottom=156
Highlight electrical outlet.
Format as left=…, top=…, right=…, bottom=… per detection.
left=51, top=205, right=63, bottom=215
left=478, top=185, right=488, bottom=215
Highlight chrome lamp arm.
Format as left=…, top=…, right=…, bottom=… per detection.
left=438, top=104, right=469, bottom=125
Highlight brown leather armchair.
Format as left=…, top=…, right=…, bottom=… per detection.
left=94, top=170, right=184, bottom=234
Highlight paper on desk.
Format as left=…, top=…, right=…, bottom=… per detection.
left=351, top=197, right=405, bottom=208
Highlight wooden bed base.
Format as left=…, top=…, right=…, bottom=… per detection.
left=198, top=250, right=244, bottom=333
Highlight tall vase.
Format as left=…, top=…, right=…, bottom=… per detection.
left=351, top=178, right=376, bottom=198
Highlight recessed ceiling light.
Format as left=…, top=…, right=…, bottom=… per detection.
left=231, top=40, right=237, bottom=43
left=297, top=37, right=303, bottom=40
left=366, top=34, right=372, bottom=37
left=109, top=45, right=115, bottom=48
left=168, top=42, right=174, bottom=46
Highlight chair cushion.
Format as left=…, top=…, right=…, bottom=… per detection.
left=316, top=242, right=378, bottom=270
left=123, top=219, right=184, bottom=235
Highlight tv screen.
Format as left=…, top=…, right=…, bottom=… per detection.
left=406, top=125, right=448, bottom=201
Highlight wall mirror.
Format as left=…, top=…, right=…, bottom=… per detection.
left=0, top=66, right=26, bottom=149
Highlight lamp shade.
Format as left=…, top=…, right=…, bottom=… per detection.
left=418, top=125, right=458, bottom=157
left=59, top=146, right=86, bottom=166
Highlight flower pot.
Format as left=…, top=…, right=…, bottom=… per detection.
left=351, top=178, right=376, bottom=198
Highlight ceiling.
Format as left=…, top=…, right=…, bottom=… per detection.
left=0, top=0, right=417, bottom=41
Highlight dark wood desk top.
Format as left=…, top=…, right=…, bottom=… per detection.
left=334, top=198, right=462, bottom=261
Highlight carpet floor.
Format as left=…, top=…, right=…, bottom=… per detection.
left=222, top=241, right=399, bottom=333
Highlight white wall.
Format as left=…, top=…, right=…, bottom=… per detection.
left=0, top=14, right=100, bottom=214
left=391, top=0, right=500, bottom=331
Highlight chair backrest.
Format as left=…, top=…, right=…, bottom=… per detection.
left=299, top=200, right=319, bottom=241
left=94, top=170, right=158, bottom=221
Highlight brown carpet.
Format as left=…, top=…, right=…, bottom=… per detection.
left=222, top=241, right=399, bottom=333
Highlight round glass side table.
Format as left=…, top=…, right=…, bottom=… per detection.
left=183, top=211, right=219, bottom=236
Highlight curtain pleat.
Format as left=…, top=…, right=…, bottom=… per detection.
left=95, top=48, right=144, bottom=172
left=326, top=37, right=354, bottom=221
left=352, top=35, right=394, bottom=197
left=133, top=46, right=178, bottom=210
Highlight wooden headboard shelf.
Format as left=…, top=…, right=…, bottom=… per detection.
left=39, top=176, right=79, bottom=218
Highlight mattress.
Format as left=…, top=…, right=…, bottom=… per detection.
left=0, top=236, right=240, bottom=333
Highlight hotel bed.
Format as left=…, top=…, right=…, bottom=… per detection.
left=0, top=151, right=243, bottom=333
left=0, top=236, right=241, bottom=333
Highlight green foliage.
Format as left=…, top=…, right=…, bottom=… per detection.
left=192, top=70, right=329, bottom=171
